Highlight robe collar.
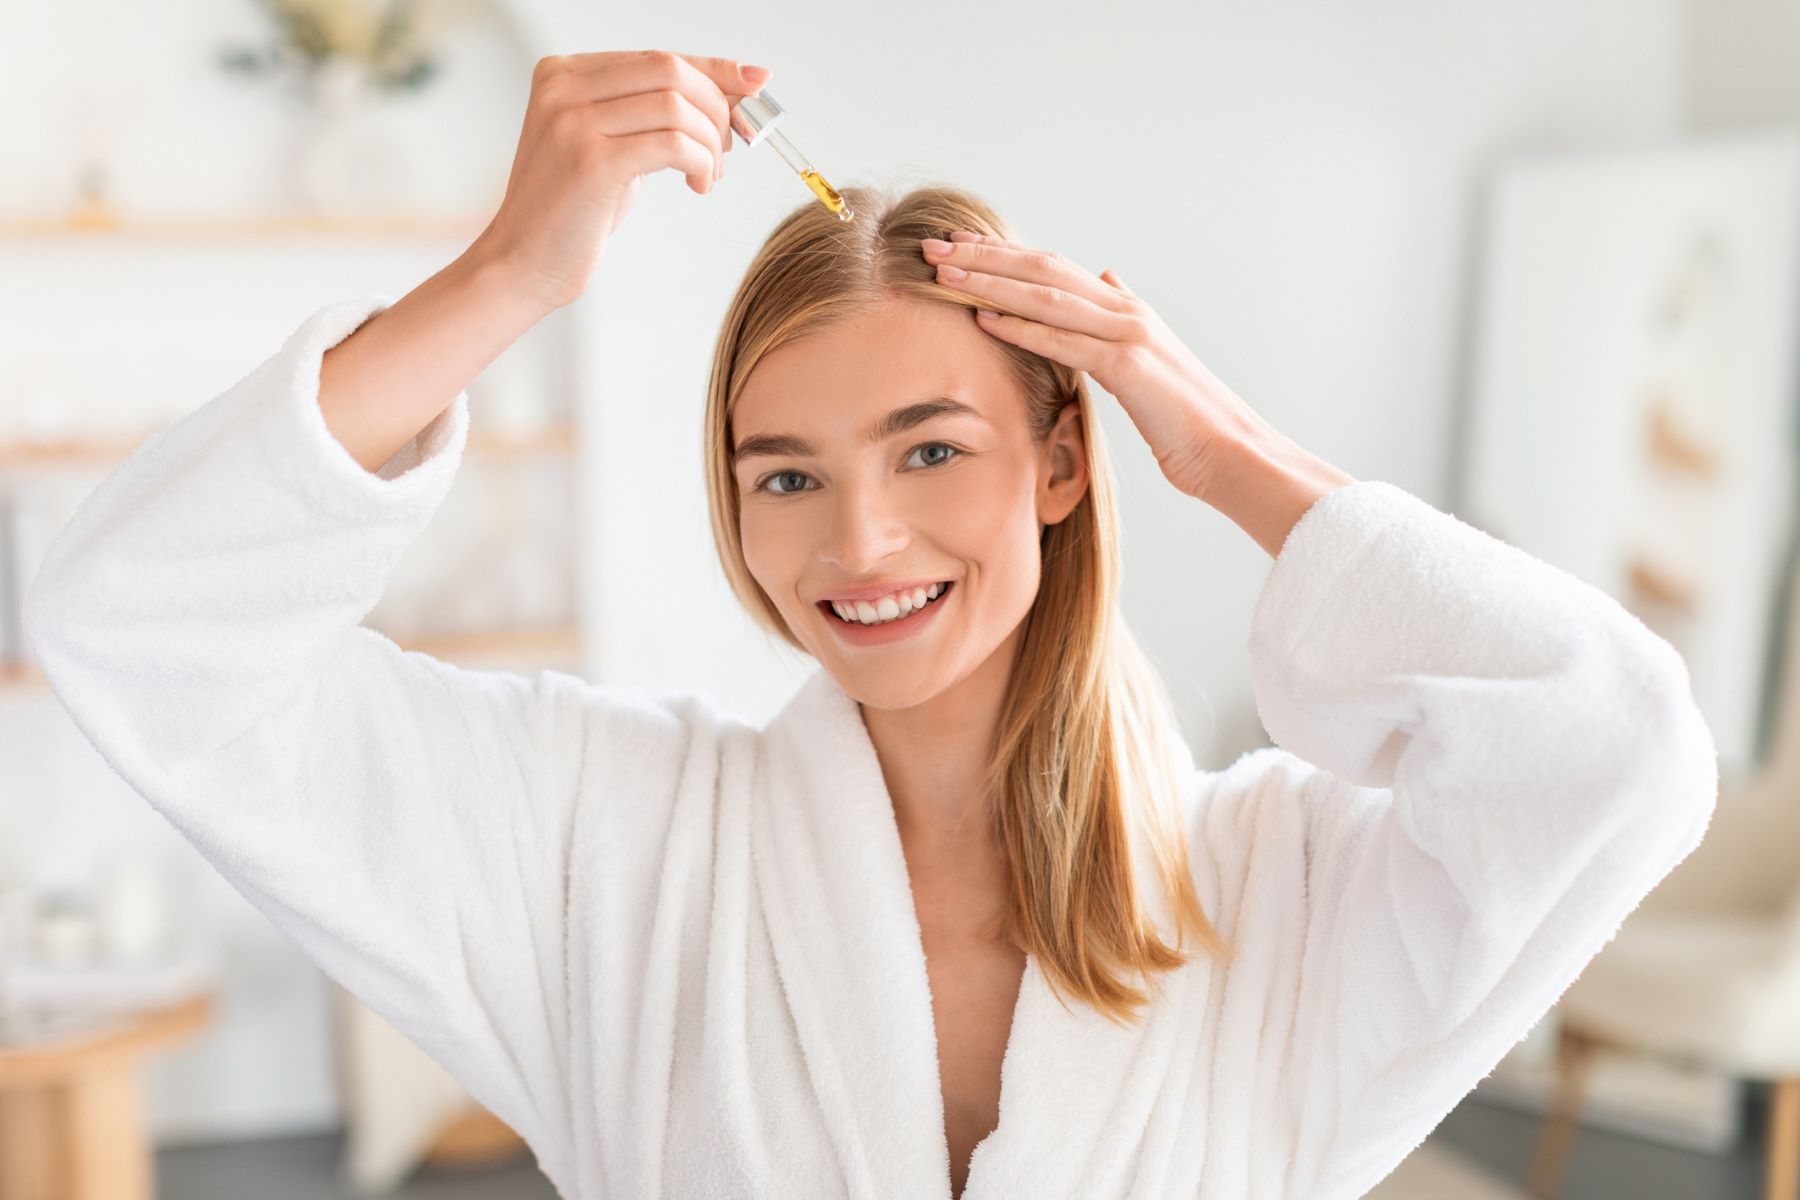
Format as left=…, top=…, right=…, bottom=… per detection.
left=753, top=665, right=1201, bottom=1199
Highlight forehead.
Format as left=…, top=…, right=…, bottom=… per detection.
left=733, top=299, right=1018, bottom=438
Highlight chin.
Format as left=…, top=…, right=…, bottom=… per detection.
left=824, top=668, right=952, bottom=713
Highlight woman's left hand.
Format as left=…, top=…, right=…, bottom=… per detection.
left=921, top=230, right=1270, bottom=499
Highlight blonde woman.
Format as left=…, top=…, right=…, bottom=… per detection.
left=26, top=48, right=1718, bottom=1200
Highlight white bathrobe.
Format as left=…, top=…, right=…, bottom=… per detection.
left=24, top=294, right=1719, bottom=1200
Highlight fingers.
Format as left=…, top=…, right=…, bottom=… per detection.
left=1100, top=267, right=1131, bottom=293
left=603, top=123, right=718, bottom=194
left=540, top=50, right=773, bottom=188
left=579, top=90, right=720, bottom=188
left=927, top=234, right=1136, bottom=316
left=922, top=237, right=1137, bottom=340
left=973, top=311, right=1125, bottom=376
left=676, top=52, right=772, bottom=98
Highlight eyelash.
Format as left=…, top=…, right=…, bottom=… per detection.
left=754, top=442, right=964, bottom=497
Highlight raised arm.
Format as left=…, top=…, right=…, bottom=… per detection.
left=317, top=247, right=551, bottom=472
left=1197, top=471, right=1719, bottom=1197
left=21, top=288, right=597, bottom=1154
left=23, top=49, right=778, bottom=1174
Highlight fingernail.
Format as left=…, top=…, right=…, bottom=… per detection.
left=949, top=231, right=982, bottom=243
left=740, top=63, right=771, bottom=83
left=921, top=238, right=952, bottom=256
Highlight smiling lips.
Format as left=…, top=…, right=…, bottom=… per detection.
left=820, top=580, right=953, bottom=626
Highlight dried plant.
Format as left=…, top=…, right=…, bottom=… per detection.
left=219, top=0, right=486, bottom=94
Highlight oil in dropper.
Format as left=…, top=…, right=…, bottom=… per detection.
left=799, top=168, right=853, bottom=222
left=729, top=90, right=856, bottom=223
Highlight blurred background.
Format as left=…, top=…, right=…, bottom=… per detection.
left=2, top=0, right=1798, bottom=1197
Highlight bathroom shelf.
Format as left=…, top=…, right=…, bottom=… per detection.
left=0, top=623, right=583, bottom=690
left=0, top=423, right=575, bottom=468
left=0, top=214, right=491, bottom=241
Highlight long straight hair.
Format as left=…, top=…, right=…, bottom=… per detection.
left=701, top=185, right=1234, bottom=1025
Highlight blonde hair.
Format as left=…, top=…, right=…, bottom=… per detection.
left=702, top=184, right=1235, bottom=1025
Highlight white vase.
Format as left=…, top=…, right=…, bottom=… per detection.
left=294, top=58, right=407, bottom=216
left=97, top=858, right=168, bottom=963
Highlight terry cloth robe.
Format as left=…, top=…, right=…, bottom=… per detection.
left=23, top=293, right=1720, bottom=1200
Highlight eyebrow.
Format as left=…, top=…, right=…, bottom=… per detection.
left=731, top=396, right=989, bottom=466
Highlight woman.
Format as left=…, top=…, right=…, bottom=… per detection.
left=25, top=49, right=1719, bottom=1200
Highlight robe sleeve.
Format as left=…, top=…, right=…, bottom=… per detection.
left=23, top=294, right=610, bottom=1172
left=1238, top=479, right=1719, bottom=1197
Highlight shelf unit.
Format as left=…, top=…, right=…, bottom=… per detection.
left=1, top=624, right=582, bottom=690
left=0, top=214, right=490, bottom=240
left=0, top=209, right=585, bottom=687
left=0, top=424, right=574, bottom=468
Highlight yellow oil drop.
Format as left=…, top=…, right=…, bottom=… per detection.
left=801, top=169, right=855, bottom=222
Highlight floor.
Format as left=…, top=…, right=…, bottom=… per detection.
left=155, top=1090, right=1776, bottom=1199
left=1417, top=1087, right=1772, bottom=1199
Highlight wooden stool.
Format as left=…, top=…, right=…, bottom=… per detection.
left=0, top=993, right=214, bottom=1200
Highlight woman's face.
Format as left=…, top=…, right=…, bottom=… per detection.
left=732, top=298, right=1087, bottom=711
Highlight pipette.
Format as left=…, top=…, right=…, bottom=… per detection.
left=728, top=91, right=855, bottom=222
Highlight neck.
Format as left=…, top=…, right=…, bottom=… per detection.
left=860, top=623, right=1023, bottom=876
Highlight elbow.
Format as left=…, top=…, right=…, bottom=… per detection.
left=20, top=562, right=69, bottom=681
left=21, top=544, right=114, bottom=718
left=1630, top=629, right=1720, bottom=854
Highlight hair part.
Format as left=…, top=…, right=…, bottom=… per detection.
left=702, top=183, right=1235, bottom=1025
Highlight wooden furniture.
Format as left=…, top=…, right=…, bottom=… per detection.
left=0, top=992, right=214, bottom=1200
left=422, top=1106, right=529, bottom=1169
left=1527, top=1010, right=1800, bottom=1200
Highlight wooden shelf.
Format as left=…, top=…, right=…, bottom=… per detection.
left=0, top=214, right=491, bottom=240
left=0, top=423, right=574, bottom=468
left=1, top=624, right=582, bottom=689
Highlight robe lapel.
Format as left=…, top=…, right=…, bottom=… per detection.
left=961, top=755, right=1200, bottom=1200
left=754, top=667, right=954, bottom=1198
left=754, top=666, right=1208, bottom=1200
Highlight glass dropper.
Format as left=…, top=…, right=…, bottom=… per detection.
left=728, top=91, right=855, bottom=223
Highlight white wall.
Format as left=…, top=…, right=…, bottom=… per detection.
left=1689, top=0, right=1800, bottom=127
left=1, top=0, right=1690, bottom=1144
left=573, top=1, right=1690, bottom=763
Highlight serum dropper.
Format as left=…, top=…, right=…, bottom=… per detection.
left=729, top=91, right=855, bottom=222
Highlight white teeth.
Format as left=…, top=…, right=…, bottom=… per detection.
left=830, top=581, right=951, bottom=626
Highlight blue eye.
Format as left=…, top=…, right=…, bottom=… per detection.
left=911, top=443, right=958, bottom=468
left=761, top=470, right=813, bottom=496
left=754, top=442, right=963, bottom=496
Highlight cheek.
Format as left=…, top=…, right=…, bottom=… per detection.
left=737, top=509, right=801, bottom=607
left=930, top=469, right=1044, bottom=607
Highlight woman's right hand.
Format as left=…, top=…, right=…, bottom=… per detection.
left=469, top=50, right=773, bottom=313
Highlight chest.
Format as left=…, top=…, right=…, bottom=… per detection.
left=917, top=921, right=1027, bottom=1198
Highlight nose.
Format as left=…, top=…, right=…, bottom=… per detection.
left=821, top=482, right=911, bottom=575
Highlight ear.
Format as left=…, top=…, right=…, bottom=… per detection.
left=1037, top=400, right=1090, bottom=532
